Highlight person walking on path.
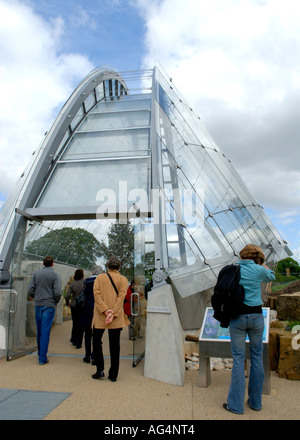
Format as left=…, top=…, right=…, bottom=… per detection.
left=124, top=279, right=135, bottom=340
left=65, top=268, right=85, bottom=348
left=28, top=256, right=61, bottom=365
left=78, top=265, right=103, bottom=364
left=92, top=255, right=129, bottom=382
left=223, top=244, right=275, bottom=414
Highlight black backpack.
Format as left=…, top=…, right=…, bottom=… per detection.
left=211, top=264, right=245, bottom=328
left=74, top=280, right=86, bottom=309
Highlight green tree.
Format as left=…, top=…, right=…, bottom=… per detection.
left=26, top=227, right=102, bottom=269
left=98, top=220, right=134, bottom=277
left=275, top=257, right=300, bottom=281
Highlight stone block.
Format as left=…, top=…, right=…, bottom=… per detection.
left=270, top=320, right=288, bottom=329
left=184, top=340, right=199, bottom=356
left=266, top=296, right=277, bottom=310
left=278, top=334, right=300, bottom=380
left=268, top=329, right=280, bottom=371
left=276, top=293, right=300, bottom=321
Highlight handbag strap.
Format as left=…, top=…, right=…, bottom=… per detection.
left=107, top=272, right=118, bottom=296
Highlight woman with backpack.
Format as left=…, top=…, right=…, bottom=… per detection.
left=223, top=244, right=275, bottom=415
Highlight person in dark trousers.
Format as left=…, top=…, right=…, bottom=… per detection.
left=223, top=244, right=275, bottom=414
left=124, top=279, right=135, bottom=340
left=65, top=268, right=84, bottom=348
left=28, top=256, right=61, bottom=365
left=92, top=255, right=129, bottom=382
left=79, top=265, right=103, bottom=364
left=144, top=278, right=153, bottom=300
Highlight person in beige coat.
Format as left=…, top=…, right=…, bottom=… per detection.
left=92, top=255, right=130, bottom=381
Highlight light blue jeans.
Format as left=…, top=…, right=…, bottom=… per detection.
left=227, top=313, right=264, bottom=414
left=35, top=306, right=55, bottom=364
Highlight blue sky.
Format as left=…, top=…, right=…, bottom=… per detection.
left=0, top=0, right=299, bottom=261
left=29, top=0, right=145, bottom=71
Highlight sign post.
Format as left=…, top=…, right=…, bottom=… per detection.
left=198, top=307, right=271, bottom=394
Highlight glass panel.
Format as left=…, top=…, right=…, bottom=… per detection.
left=0, top=151, right=42, bottom=254
left=37, top=158, right=150, bottom=208
left=6, top=213, right=38, bottom=360
left=155, top=69, right=221, bottom=151
left=208, top=149, right=255, bottom=207
left=95, top=82, right=104, bottom=101
left=205, top=215, right=233, bottom=255
left=187, top=223, right=224, bottom=260
left=78, top=110, right=150, bottom=132
left=213, top=210, right=251, bottom=250
left=93, top=95, right=151, bottom=113
left=84, top=91, right=96, bottom=112
left=54, top=129, right=71, bottom=158
left=167, top=241, right=185, bottom=268
left=61, top=128, right=149, bottom=160
left=23, top=219, right=112, bottom=268
left=144, top=242, right=155, bottom=270
left=104, top=80, right=110, bottom=99
left=0, top=182, right=22, bottom=246
left=152, top=66, right=287, bottom=271
left=6, top=216, right=112, bottom=360
left=132, top=220, right=148, bottom=366
left=70, top=105, right=84, bottom=131
left=246, top=205, right=277, bottom=244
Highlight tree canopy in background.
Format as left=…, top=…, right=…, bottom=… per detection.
left=275, top=257, right=300, bottom=282
left=26, top=227, right=102, bottom=269
left=98, top=221, right=134, bottom=278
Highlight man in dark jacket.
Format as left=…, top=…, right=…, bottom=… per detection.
left=28, top=256, right=61, bottom=365
left=80, top=265, right=103, bottom=363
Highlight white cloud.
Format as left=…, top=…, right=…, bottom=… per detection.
left=134, top=0, right=300, bottom=257
left=292, top=247, right=300, bottom=263
left=0, top=0, right=94, bottom=196
left=70, top=4, right=97, bottom=29
left=136, top=0, right=300, bottom=218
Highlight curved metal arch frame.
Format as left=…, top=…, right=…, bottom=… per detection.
left=0, top=67, right=129, bottom=279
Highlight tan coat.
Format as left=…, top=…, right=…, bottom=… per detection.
left=92, top=270, right=130, bottom=329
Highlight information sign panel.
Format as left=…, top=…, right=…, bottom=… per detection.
left=199, top=307, right=270, bottom=343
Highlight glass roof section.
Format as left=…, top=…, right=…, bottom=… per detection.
left=36, top=80, right=152, bottom=211
left=151, top=64, right=290, bottom=280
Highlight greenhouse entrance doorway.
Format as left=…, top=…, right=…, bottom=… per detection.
left=5, top=213, right=153, bottom=368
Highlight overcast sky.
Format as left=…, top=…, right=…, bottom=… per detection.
left=0, top=0, right=299, bottom=261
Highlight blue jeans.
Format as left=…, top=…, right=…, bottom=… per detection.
left=35, top=306, right=55, bottom=364
left=227, top=313, right=264, bottom=414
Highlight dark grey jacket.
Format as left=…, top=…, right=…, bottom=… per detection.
left=28, top=266, right=62, bottom=308
left=65, top=278, right=84, bottom=308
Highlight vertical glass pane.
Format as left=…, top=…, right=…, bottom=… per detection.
left=84, top=92, right=96, bottom=112
left=70, top=105, right=84, bottom=131
left=132, top=220, right=147, bottom=366
left=96, top=82, right=104, bottom=101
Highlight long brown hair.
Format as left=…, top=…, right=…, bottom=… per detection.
left=74, top=268, right=84, bottom=280
left=240, top=244, right=265, bottom=265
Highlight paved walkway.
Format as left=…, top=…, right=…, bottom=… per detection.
left=0, top=320, right=299, bottom=421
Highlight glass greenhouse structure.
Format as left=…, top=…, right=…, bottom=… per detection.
left=0, top=64, right=291, bottom=361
